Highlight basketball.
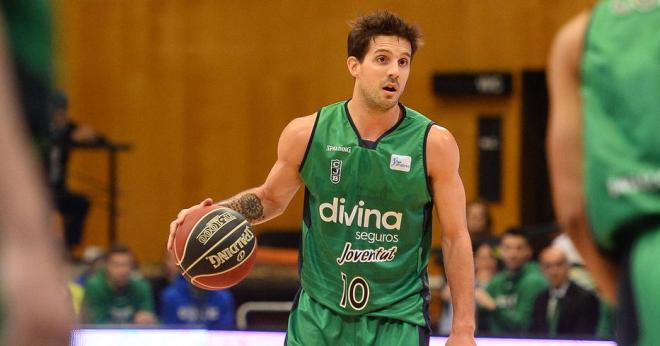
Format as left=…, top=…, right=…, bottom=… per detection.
left=173, top=205, right=257, bottom=290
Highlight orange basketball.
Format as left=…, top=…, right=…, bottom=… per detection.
left=173, top=205, right=257, bottom=290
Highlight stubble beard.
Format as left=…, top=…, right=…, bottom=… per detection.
left=359, top=85, right=399, bottom=112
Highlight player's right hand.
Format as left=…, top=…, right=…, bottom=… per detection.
left=167, top=198, right=214, bottom=251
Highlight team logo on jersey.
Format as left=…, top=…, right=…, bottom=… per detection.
left=389, top=154, right=411, bottom=172
left=330, top=159, right=342, bottom=184
left=336, top=242, right=397, bottom=265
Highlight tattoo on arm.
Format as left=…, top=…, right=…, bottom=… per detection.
left=222, top=193, right=264, bottom=223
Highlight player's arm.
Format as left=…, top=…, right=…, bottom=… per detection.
left=218, top=114, right=315, bottom=222
left=427, top=126, right=476, bottom=345
left=0, top=21, right=74, bottom=345
left=168, top=114, right=315, bottom=250
left=546, top=11, right=618, bottom=304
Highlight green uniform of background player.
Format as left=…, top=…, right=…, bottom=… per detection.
left=484, top=262, right=547, bottom=334
left=476, top=229, right=548, bottom=334
left=83, top=269, right=155, bottom=324
left=548, top=1, right=660, bottom=345
left=169, top=11, right=476, bottom=346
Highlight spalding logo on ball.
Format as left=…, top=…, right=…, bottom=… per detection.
left=173, top=205, right=257, bottom=290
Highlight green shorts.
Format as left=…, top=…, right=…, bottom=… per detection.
left=285, top=289, right=429, bottom=346
left=620, top=227, right=660, bottom=346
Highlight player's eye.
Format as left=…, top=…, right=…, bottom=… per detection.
left=398, top=59, right=409, bottom=67
left=376, top=56, right=387, bottom=63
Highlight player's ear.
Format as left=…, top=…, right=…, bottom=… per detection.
left=347, top=56, right=360, bottom=77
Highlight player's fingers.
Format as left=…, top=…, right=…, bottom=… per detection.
left=168, top=210, right=187, bottom=250
left=169, top=220, right=178, bottom=235
left=176, top=208, right=189, bottom=221
left=167, top=233, right=174, bottom=251
left=200, top=198, right=214, bottom=206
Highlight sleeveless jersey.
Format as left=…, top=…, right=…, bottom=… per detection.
left=299, top=100, right=434, bottom=327
left=582, top=1, right=660, bottom=252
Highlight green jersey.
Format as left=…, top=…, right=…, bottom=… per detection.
left=484, top=262, right=548, bottom=333
left=83, top=270, right=154, bottom=324
left=299, top=100, right=434, bottom=328
left=0, top=0, right=53, bottom=163
left=582, top=1, right=660, bottom=252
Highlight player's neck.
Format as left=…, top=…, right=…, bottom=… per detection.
left=346, top=98, right=401, bottom=141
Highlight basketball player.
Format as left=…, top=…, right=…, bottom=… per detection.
left=0, top=2, right=74, bottom=344
left=547, top=2, right=660, bottom=345
left=169, top=11, right=475, bottom=345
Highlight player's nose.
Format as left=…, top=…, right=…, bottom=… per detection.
left=387, top=63, right=400, bottom=79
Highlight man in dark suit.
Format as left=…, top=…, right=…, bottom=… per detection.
left=531, top=246, right=600, bottom=337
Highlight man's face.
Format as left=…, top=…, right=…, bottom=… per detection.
left=540, top=248, right=570, bottom=288
left=499, top=235, right=531, bottom=271
left=106, top=252, right=133, bottom=288
left=467, top=203, right=488, bottom=234
left=349, top=35, right=412, bottom=111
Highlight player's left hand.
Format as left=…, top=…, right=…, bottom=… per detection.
left=445, top=333, right=476, bottom=346
left=167, top=198, right=214, bottom=251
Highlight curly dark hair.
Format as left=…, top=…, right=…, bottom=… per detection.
left=348, top=10, right=422, bottom=62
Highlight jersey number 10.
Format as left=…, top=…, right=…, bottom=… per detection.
left=340, top=272, right=370, bottom=310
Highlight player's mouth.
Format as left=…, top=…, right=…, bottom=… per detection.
left=382, top=84, right=398, bottom=94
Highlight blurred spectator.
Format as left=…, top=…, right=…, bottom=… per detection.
left=552, top=233, right=597, bottom=291
left=466, top=199, right=497, bottom=247
left=474, top=243, right=499, bottom=289
left=150, top=249, right=180, bottom=314
left=477, top=228, right=548, bottom=335
left=76, top=245, right=106, bottom=285
left=531, top=246, right=599, bottom=336
left=50, top=92, right=105, bottom=251
left=438, top=242, right=499, bottom=334
left=160, top=275, right=235, bottom=330
left=474, top=242, right=499, bottom=333
left=82, top=244, right=156, bottom=325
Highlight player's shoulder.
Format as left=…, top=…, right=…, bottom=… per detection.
left=280, top=113, right=317, bottom=144
left=550, top=10, right=592, bottom=68
left=426, top=125, right=458, bottom=155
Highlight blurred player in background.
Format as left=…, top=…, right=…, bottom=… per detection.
left=0, top=1, right=74, bottom=344
left=547, top=1, right=660, bottom=345
left=169, top=10, right=475, bottom=346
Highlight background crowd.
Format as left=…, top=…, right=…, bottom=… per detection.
left=64, top=197, right=614, bottom=340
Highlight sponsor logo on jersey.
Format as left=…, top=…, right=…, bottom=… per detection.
left=330, top=159, right=342, bottom=184
left=355, top=231, right=399, bottom=244
left=336, top=242, right=397, bottom=265
left=326, top=145, right=352, bottom=153
left=389, top=154, right=411, bottom=172
left=319, top=197, right=402, bottom=230
left=607, top=169, right=660, bottom=197
left=495, top=294, right=517, bottom=309
left=196, top=212, right=237, bottom=245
